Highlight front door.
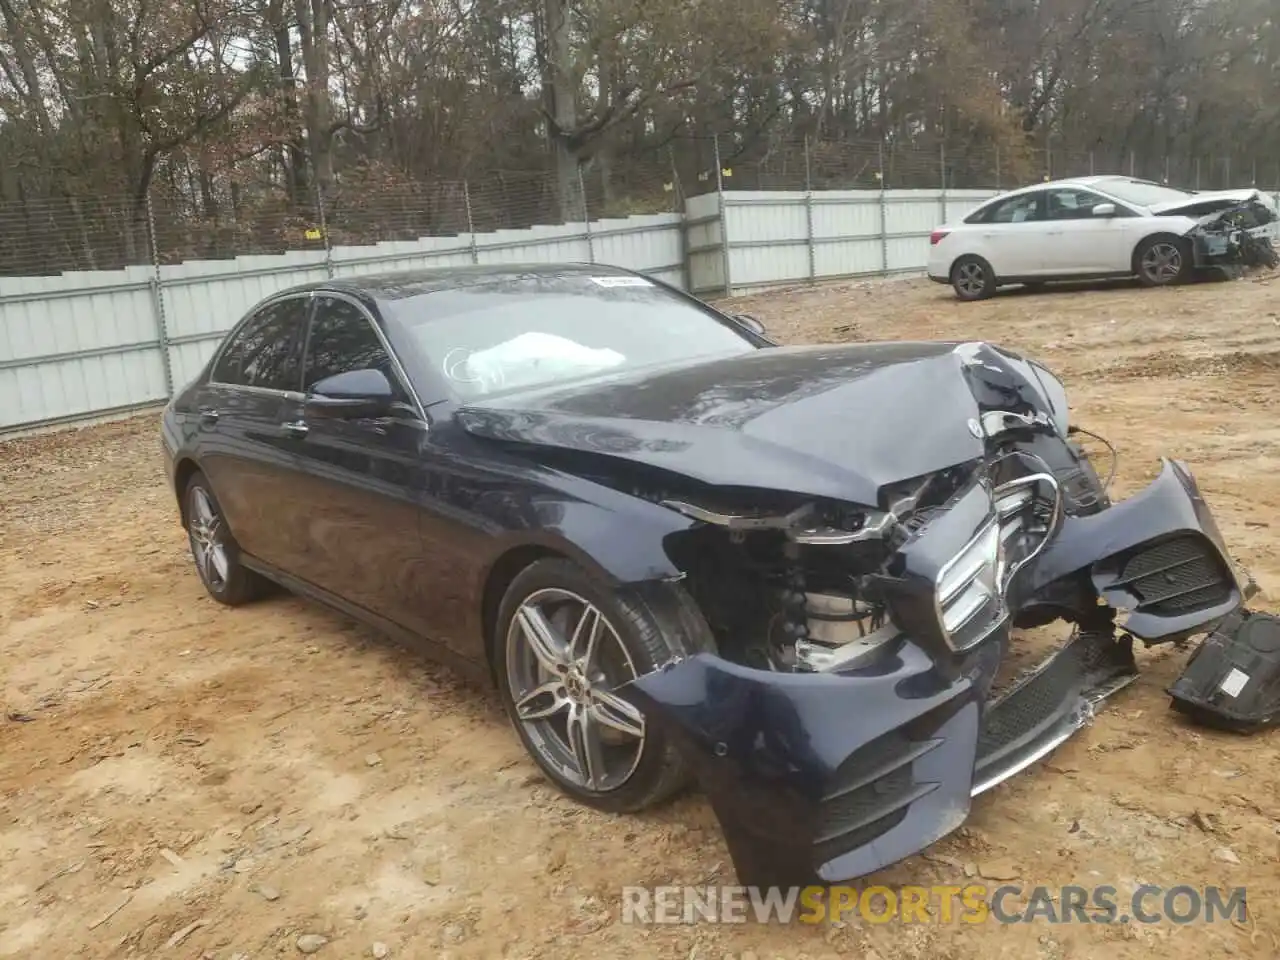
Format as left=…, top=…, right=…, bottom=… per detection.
left=278, top=294, right=436, bottom=636
left=1041, top=187, right=1130, bottom=273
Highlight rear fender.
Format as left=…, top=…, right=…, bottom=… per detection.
left=616, top=642, right=983, bottom=888
left=1025, top=459, right=1250, bottom=640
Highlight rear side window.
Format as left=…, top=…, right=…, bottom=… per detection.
left=967, top=192, right=1043, bottom=224
left=303, top=296, right=404, bottom=397
left=211, top=298, right=308, bottom=391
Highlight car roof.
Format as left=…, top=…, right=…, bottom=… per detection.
left=271, top=262, right=638, bottom=302
left=992, top=175, right=1161, bottom=199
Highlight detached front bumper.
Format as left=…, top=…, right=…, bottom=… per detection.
left=620, top=623, right=1136, bottom=888
left=619, top=459, right=1248, bottom=889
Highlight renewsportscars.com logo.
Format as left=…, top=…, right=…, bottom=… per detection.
left=620, top=884, right=1249, bottom=926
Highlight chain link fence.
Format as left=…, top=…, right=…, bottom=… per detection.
left=1, top=135, right=1276, bottom=277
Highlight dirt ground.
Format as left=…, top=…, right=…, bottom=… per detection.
left=3, top=273, right=1280, bottom=960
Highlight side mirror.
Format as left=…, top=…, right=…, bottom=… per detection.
left=733, top=313, right=767, bottom=337
left=1092, top=203, right=1117, bottom=218
left=305, top=368, right=395, bottom=419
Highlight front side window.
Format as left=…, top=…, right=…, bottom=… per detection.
left=1045, top=188, right=1110, bottom=219
left=211, top=297, right=308, bottom=391
left=303, top=296, right=404, bottom=398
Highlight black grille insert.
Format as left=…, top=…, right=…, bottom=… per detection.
left=813, top=727, right=942, bottom=867
left=1114, top=535, right=1232, bottom=616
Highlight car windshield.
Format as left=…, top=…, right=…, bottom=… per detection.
left=1097, top=179, right=1194, bottom=207
left=382, top=273, right=758, bottom=401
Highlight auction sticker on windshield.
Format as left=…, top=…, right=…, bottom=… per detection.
left=590, top=275, right=653, bottom=287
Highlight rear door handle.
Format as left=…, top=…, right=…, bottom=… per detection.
left=282, top=419, right=309, bottom=438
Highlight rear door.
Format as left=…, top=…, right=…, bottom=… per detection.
left=276, top=294, right=437, bottom=635
left=192, top=295, right=310, bottom=567
left=967, top=191, right=1048, bottom=278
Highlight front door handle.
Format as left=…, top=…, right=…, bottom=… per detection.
left=282, top=419, right=309, bottom=438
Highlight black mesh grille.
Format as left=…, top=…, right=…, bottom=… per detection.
left=813, top=727, right=942, bottom=867
left=978, top=644, right=1083, bottom=760
left=1118, top=536, right=1232, bottom=615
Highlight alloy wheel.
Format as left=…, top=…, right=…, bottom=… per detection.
left=1141, top=242, right=1183, bottom=284
left=955, top=261, right=988, bottom=297
left=505, top=588, right=646, bottom=793
left=188, top=486, right=230, bottom=590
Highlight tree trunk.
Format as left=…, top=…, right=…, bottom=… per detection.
left=543, top=0, right=579, bottom=222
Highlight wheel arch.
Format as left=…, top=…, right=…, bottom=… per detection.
left=1131, top=231, right=1190, bottom=273
left=173, top=456, right=203, bottom=525
left=949, top=251, right=996, bottom=280
left=480, top=543, right=569, bottom=682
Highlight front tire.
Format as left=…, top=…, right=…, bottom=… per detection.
left=1135, top=236, right=1192, bottom=287
left=951, top=255, right=997, bottom=301
left=494, top=558, right=713, bottom=813
left=184, top=471, right=268, bottom=606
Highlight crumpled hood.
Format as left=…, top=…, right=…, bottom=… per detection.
left=455, top=341, right=1048, bottom=507
left=1149, top=188, right=1264, bottom=217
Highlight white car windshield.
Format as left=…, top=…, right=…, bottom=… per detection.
left=382, top=272, right=759, bottom=401
left=1097, top=179, right=1194, bottom=207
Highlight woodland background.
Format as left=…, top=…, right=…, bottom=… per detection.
left=0, top=0, right=1276, bottom=273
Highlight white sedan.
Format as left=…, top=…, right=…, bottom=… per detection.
left=927, top=175, right=1280, bottom=301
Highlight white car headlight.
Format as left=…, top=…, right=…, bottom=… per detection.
left=937, top=519, right=1005, bottom=640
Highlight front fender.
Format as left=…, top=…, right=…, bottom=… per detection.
left=1025, top=459, right=1250, bottom=640
left=617, top=642, right=983, bottom=888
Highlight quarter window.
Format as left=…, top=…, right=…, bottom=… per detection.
left=303, top=296, right=405, bottom=398
left=211, top=297, right=307, bottom=391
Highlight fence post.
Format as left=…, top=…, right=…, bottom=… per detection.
left=1089, top=151, right=1095, bottom=176
left=713, top=133, right=732, bottom=298
left=1129, top=150, right=1135, bottom=178
left=803, top=135, right=816, bottom=281
left=315, top=184, right=333, bottom=278
left=878, top=140, right=888, bottom=275
left=463, top=181, right=480, bottom=264
left=577, top=166, right=595, bottom=263
left=144, top=191, right=175, bottom=398
left=669, top=144, right=693, bottom=293
left=1195, top=157, right=1202, bottom=190
left=939, top=143, right=947, bottom=225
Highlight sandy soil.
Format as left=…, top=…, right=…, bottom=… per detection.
left=2, top=273, right=1279, bottom=959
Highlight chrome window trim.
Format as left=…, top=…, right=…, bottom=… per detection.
left=204, top=288, right=428, bottom=427
left=303, top=289, right=430, bottom=425
left=207, top=291, right=312, bottom=393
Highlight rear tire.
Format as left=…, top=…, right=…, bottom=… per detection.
left=951, top=255, right=997, bottom=301
left=494, top=557, right=714, bottom=813
left=184, top=471, right=269, bottom=606
left=1134, top=236, right=1192, bottom=287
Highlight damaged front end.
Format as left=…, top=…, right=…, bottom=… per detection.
left=616, top=439, right=1257, bottom=888
left=1181, top=194, right=1280, bottom=270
